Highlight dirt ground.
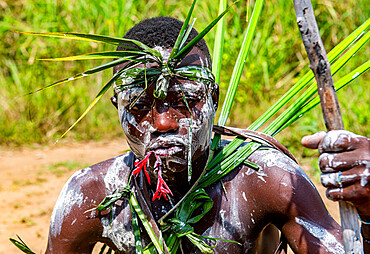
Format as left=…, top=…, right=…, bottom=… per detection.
left=0, top=138, right=340, bottom=253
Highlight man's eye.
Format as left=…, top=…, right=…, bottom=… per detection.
left=130, top=102, right=151, bottom=111
left=174, top=98, right=196, bottom=108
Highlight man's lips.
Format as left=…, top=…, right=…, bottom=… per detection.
left=148, top=140, right=185, bottom=157
left=153, top=145, right=183, bottom=156
left=147, top=136, right=187, bottom=157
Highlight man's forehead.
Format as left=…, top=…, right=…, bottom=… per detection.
left=168, top=81, right=207, bottom=93
left=177, top=47, right=210, bottom=68
left=119, top=80, right=207, bottom=98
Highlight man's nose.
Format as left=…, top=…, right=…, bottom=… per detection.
left=151, top=102, right=179, bottom=134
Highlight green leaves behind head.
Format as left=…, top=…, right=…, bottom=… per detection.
left=18, top=31, right=163, bottom=60
left=170, top=2, right=235, bottom=67
left=169, top=0, right=198, bottom=61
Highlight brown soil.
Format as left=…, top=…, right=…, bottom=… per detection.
left=0, top=139, right=340, bottom=253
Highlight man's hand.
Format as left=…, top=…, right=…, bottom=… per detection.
left=301, top=130, right=370, bottom=221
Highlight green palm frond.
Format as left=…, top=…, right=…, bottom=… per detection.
left=211, top=0, right=264, bottom=152
left=9, top=236, right=36, bottom=254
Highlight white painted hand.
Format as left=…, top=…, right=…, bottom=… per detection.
left=302, top=130, right=370, bottom=221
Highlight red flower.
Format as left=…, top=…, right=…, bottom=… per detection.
left=133, top=152, right=151, bottom=184
left=132, top=151, right=173, bottom=201
left=152, top=166, right=173, bottom=201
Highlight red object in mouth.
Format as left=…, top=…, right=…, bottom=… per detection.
left=132, top=151, right=173, bottom=201
left=152, top=168, right=173, bottom=201
left=133, top=153, right=151, bottom=184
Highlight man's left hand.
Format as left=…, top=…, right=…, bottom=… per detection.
left=302, top=130, right=370, bottom=221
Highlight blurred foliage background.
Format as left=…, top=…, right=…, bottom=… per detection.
left=0, top=0, right=368, bottom=169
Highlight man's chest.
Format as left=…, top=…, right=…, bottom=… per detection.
left=189, top=183, right=267, bottom=253
left=99, top=167, right=272, bottom=253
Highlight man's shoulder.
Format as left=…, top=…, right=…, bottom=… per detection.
left=70, top=152, right=135, bottom=191
left=220, top=147, right=323, bottom=219
left=225, top=147, right=316, bottom=199
left=248, top=147, right=312, bottom=183
left=52, top=151, right=135, bottom=212
left=49, top=152, right=135, bottom=239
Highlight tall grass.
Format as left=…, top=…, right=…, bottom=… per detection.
left=0, top=0, right=368, bottom=147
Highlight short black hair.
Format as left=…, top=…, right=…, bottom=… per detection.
left=117, top=16, right=211, bottom=63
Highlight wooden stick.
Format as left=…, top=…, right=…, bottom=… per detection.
left=292, top=0, right=363, bottom=253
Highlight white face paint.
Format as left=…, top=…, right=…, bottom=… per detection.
left=295, top=217, right=344, bottom=253
left=117, top=76, right=215, bottom=175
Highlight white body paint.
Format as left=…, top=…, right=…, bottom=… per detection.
left=321, top=172, right=341, bottom=186
left=100, top=154, right=135, bottom=251
left=250, top=149, right=315, bottom=189
left=361, top=166, right=369, bottom=186
left=50, top=167, right=92, bottom=237
left=101, top=206, right=135, bottom=252
left=320, top=130, right=360, bottom=152
left=295, top=217, right=344, bottom=253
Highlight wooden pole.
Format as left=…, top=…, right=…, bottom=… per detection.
left=293, top=0, right=363, bottom=253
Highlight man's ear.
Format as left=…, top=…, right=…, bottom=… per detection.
left=212, top=83, right=219, bottom=111
left=111, top=94, right=118, bottom=109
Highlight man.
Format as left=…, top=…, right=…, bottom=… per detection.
left=46, top=17, right=370, bottom=253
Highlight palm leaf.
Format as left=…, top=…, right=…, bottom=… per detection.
left=212, top=0, right=227, bottom=84
left=179, top=18, right=197, bottom=51
left=199, top=20, right=369, bottom=189
left=130, top=202, right=144, bottom=254
left=20, top=58, right=129, bottom=97
left=38, top=50, right=147, bottom=61
left=17, top=31, right=162, bottom=59
left=211, top=0, right=264, bottom=151
left=263, top=30, right=369, bottom=136
left=130, top=194, right=164, bottom=254
left=169, top=0, right=198, bottom=60
left=276, top=60, right=370, bottom=134
left=174, top=65, right=215, bottom=84
left=56, top=67, right=125, bottom=141
left=9, top=236, right=35, bottom=254
left=209, top=22, right=369, bottom=169
left=172, top=2, right=235, bottom=63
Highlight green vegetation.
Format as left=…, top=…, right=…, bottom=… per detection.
left=1, top=0, right=368, bottom=158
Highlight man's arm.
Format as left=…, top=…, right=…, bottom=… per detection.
left=45, top=167, right=104, bottom=253
left=275, top=172, right=344, bottom=254
left=248, top=148, right=344, bottom=253
left=302, top=130, right=370, bottom=252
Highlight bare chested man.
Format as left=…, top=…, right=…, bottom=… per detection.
left=46, top=17, right=370, bottom=253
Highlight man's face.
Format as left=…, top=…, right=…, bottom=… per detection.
left=116, top=46, right=218, bottom=174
